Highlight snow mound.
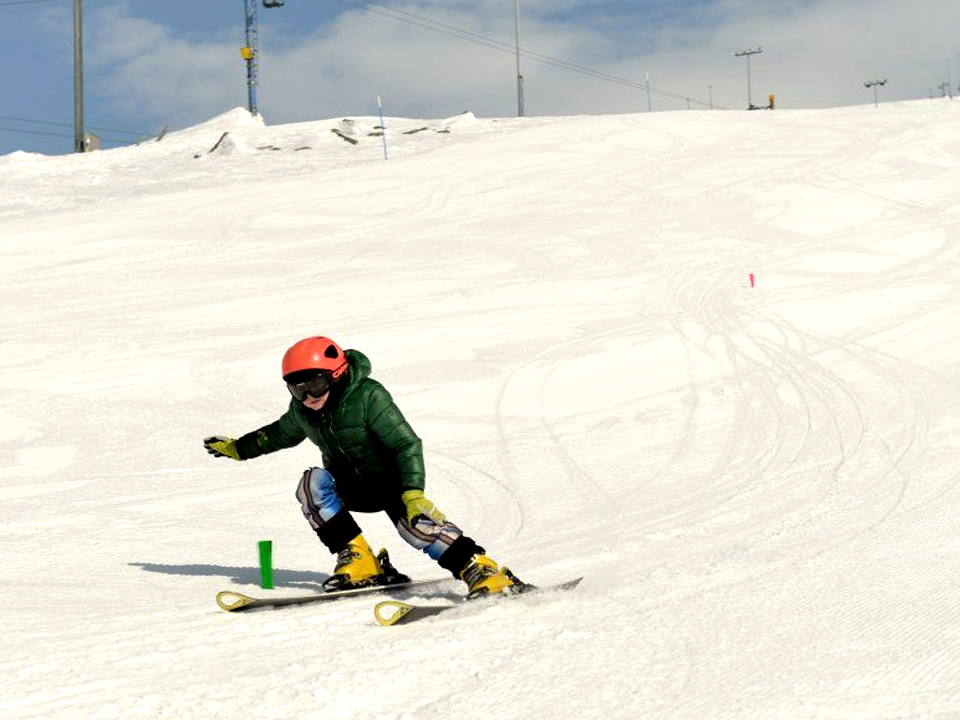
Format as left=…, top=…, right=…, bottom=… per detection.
left=0, top=149, right=45, bottom=165
left=435, top=111, right=479, bottom=131
left=165, top=107, right=265, bottom=145
left=335, top=118, right=376, bottom=138
left=190, top=107, right=264, bottom=133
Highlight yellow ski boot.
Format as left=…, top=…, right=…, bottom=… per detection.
left=460, top=554, right=520, bottom=599
left=323, top=534, right=383, bottom=591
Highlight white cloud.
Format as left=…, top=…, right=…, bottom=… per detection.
left=77, top=0, right=960, bottom=132
left=84, top=5, right=244, bottom=126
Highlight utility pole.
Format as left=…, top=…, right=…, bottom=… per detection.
left=864, top=78, right=887, bottom=107
left=241, top=0, right=260, bottom=116
left=514, top=0, right=524, bottom=117
left=73, top=0, right=84, bottom=152
left=733, top=46, right=763, bottom=109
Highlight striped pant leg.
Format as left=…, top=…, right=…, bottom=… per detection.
left=395, top=513, right=484, bottom=578
left=295, top=467, right=362, bottom=554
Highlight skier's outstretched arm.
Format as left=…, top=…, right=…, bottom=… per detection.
left=204, top=406, right=307, bottom=461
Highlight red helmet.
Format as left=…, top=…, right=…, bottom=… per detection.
left=281, top=336, right=348, bottom=380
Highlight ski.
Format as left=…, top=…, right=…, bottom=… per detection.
left=216, top=577, right=450, bottom=612
left=373, top=576, right=583, bottom=626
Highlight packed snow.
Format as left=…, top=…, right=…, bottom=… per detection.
left=2, top=99, right=960, bottom=719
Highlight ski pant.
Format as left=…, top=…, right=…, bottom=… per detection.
left=295, top=467, right=483, bottom=578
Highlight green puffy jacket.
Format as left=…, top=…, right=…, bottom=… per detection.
left=234, top=349, right=425, bottom=495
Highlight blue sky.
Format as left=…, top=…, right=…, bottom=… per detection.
left=2, top=0, right=959, bottom=156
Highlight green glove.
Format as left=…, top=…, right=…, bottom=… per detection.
left=203, top=436, right=241, bottom=461
left=401, top=490, right=446, bottom=524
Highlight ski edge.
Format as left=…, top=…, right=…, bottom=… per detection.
left=216, top=577, right=450, bottom=612
left=373, top=576, right=583, bottom=626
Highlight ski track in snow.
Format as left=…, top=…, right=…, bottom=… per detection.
left=2, top=103, right=960, bottom=719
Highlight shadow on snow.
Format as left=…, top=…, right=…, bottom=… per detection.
left=129, top=562, right=329, bottom=590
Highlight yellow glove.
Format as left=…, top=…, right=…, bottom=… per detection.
left=401, top=490, right=446, bottom=524
left=203, top=436, right=240, bottom=461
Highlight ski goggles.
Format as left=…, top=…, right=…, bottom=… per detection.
left=286, top=372, right=332, bottom=401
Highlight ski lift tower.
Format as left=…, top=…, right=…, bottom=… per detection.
left=734, top=46, right=764, bottom=109
left=241, top=0, right=261, bottom=116
left=864, top=78, right=887, bottom=107
left=241, top=1, right=285, bottom=115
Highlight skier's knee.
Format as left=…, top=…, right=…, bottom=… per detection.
left=295, top=467, right=344, bottom=527
left=396, top=515, right=464, bottom=561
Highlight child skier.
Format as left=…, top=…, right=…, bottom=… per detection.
left=203, top=335, right=519, bottom=597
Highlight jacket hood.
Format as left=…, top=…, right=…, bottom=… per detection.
left=342, top=349, right=371, bottom=392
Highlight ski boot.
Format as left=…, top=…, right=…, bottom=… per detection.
left=323, top=534, right=383, bottom=591
left=460, top=554, right=524, bottom=599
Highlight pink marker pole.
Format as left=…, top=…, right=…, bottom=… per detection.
left=749, top=273, right=755, bottom=288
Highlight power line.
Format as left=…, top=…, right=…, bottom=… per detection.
left=324, top=0, right=722, bottom=109
left=0, top=113, right=147, bottom=137
left=0, top=115, right=147, bottom=149
left=0, top=125, right=130, bottom=147
left=0, top=0, right=63, bottom=7
left=0, top=125, right=74, bottom=139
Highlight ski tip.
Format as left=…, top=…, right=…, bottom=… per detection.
left=373, top=600, right=416, bottom=627
left=216, top=590, right=258, bottom=612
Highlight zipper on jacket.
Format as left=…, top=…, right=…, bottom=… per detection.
left=323, top=408, right=363, bottom=479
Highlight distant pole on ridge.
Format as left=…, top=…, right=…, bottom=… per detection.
left=514, top=0, right=524, bottom=117
left=733, top=46, right=763, bottom=109
left=377, top=96, right=388, bottom=160
left=241, top=0, right=260, bottom=115
left=73, top=0, right=84, bottom=153
left=645, top=72, right=653, bottom=112
left=864, top=78, right=887, bottom=107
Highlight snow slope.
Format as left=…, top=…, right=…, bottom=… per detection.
left=2, top=100, right=960, bottom=719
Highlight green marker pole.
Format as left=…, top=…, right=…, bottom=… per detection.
left=258, top=540, right=274, bottom=589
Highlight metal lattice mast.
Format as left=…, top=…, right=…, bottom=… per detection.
left=242, top=0, right=260, bottom=116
